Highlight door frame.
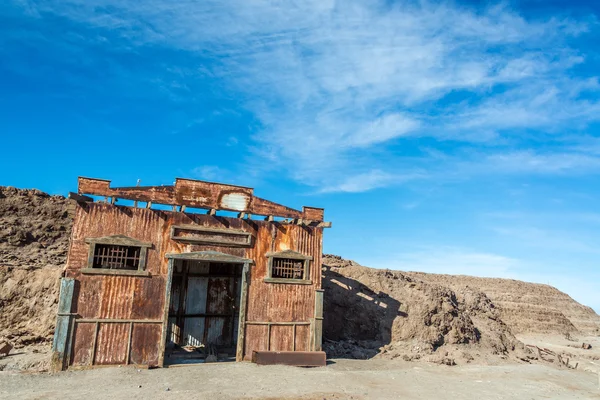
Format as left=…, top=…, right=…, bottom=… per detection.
left=159, top=251, right=252, bottom=366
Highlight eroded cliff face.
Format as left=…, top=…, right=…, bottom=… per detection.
left=0, top=187, right=71, bottom=346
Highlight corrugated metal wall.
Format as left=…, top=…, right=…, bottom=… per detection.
left=65, top=202, right=323, bottom=367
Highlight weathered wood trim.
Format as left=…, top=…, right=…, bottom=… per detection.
left=91, top=321, right=100, bottom=366
left=81, top=268, right=151, bottom=277
left=51, top=278, right=75, bottom=372
left=170, top=225, right=253, bottom=247
left=165, top=251, right=252, bottom=264
left=75, top=318, right=163, bottom=324
left=236, top=262, right=250, bottom=361
left=68, top=192, right=93, bottom=203
left=159, top=258, right=175, bottom=368
left=263, top=278, right=312, bottom=285
left=126, top=322, right=133, bottom=365
left=265, top=250, right=313, bottom=260
left=84, top=235, right=152, bottom=248
left=267, top=324, right=272, bottom=351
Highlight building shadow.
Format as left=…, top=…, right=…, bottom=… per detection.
left=322, top=264, right=405, bottom=359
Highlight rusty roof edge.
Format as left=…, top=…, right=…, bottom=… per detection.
left=77, top=177, right=327, bottom=221
left=175, top=177, right=254, bottom=191
left=78, top=176, right=111, bottom=182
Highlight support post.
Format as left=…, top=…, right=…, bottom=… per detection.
left=236, top=262, right=250, bottom=361
left=158, top=258, right=175, bottom=368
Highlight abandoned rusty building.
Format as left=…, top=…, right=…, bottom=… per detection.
left=52, top=177, right=330, bottom=370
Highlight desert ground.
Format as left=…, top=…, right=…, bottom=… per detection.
left=1, top=358, right=600, bottom=400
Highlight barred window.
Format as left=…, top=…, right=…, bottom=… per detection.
left=92, top=244, right=141, bottom=270
left=265, top=250, right=312, bottom=284
left=271, top=258, right=305, bottom=279
left=84, top=235, right=152, bottom=274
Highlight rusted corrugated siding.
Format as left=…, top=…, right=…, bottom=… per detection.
left=95, top=323, right=128, bottom=365
left=71, top=322, right=94, bottom=366
left=66, top=199, right=324, bottom=366
left=242, top=221, right=323, bottom=358
left=131, top=324, right=161, bottom=365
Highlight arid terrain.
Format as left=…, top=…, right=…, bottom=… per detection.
left=1, top=186, right=600, bottom=399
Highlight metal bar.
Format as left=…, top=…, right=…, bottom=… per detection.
left=91, top=321, right=99, bottom=366
left=267, top=324, right=271, bottom=351
left=126, top=322, right=133, bottom=365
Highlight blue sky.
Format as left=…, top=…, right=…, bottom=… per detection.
left=1, top=0, right=600, bottom=312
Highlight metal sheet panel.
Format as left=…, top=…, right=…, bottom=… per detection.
left=65, top=197, right=324, bottom=366
left=252, top=351, right=326, bottom=367
left=270, top=325, right=294, bottom=351
left=130, top=324, right=161, bottom=366
left=95, top=323, right=128, bottom=365
left=186, top=277, right=208, bottom=314
left=71, top=322, right=95, bottom=366
left=295, top=325, right=310, bottom=352
left=183, top=317, right=205, bottom=347
left=206, top=318, right=226, bottom=346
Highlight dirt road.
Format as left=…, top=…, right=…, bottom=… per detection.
left=1, top=359, right=599, bottom=400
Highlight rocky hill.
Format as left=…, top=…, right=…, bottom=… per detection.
left=405, top=272, right=600, bottom=336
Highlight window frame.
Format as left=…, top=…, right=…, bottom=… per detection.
left=264, top=250, right=313, bottom=285
left=82, top=235, right=152, bottom=277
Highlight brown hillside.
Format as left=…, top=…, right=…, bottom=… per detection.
left=404, top=272, right=600, bottom=336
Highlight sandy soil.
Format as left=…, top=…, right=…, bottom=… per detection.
left=1, top=359, right=599, bottom=400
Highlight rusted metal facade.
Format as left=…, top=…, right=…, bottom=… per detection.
left=52, top=177, right=329, bottom=370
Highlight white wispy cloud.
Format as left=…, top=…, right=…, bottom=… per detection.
left=11, top=0, right=600, bottom=191
left=370, top=246, right=522, bottom=278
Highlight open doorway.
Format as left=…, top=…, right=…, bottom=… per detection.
left=164, top=259, right=243, bottom=365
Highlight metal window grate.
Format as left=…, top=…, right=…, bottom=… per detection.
left=271, top=258, right=305, bottom=279
left=92, top=244, right=141, bottom=270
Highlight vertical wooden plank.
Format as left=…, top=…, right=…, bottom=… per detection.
left=51, top=278, right=75, bottom=371
left=126, top=322, right=133, bottom=365
left=158, top=258, right=174, bottom=368
left=293, top=324, right=297, bottom=351
left=236, top=262, right=250, bottom=361
left=91, top=321, right=100, bottom=366
left=267, top=323, right=272, bottom=351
